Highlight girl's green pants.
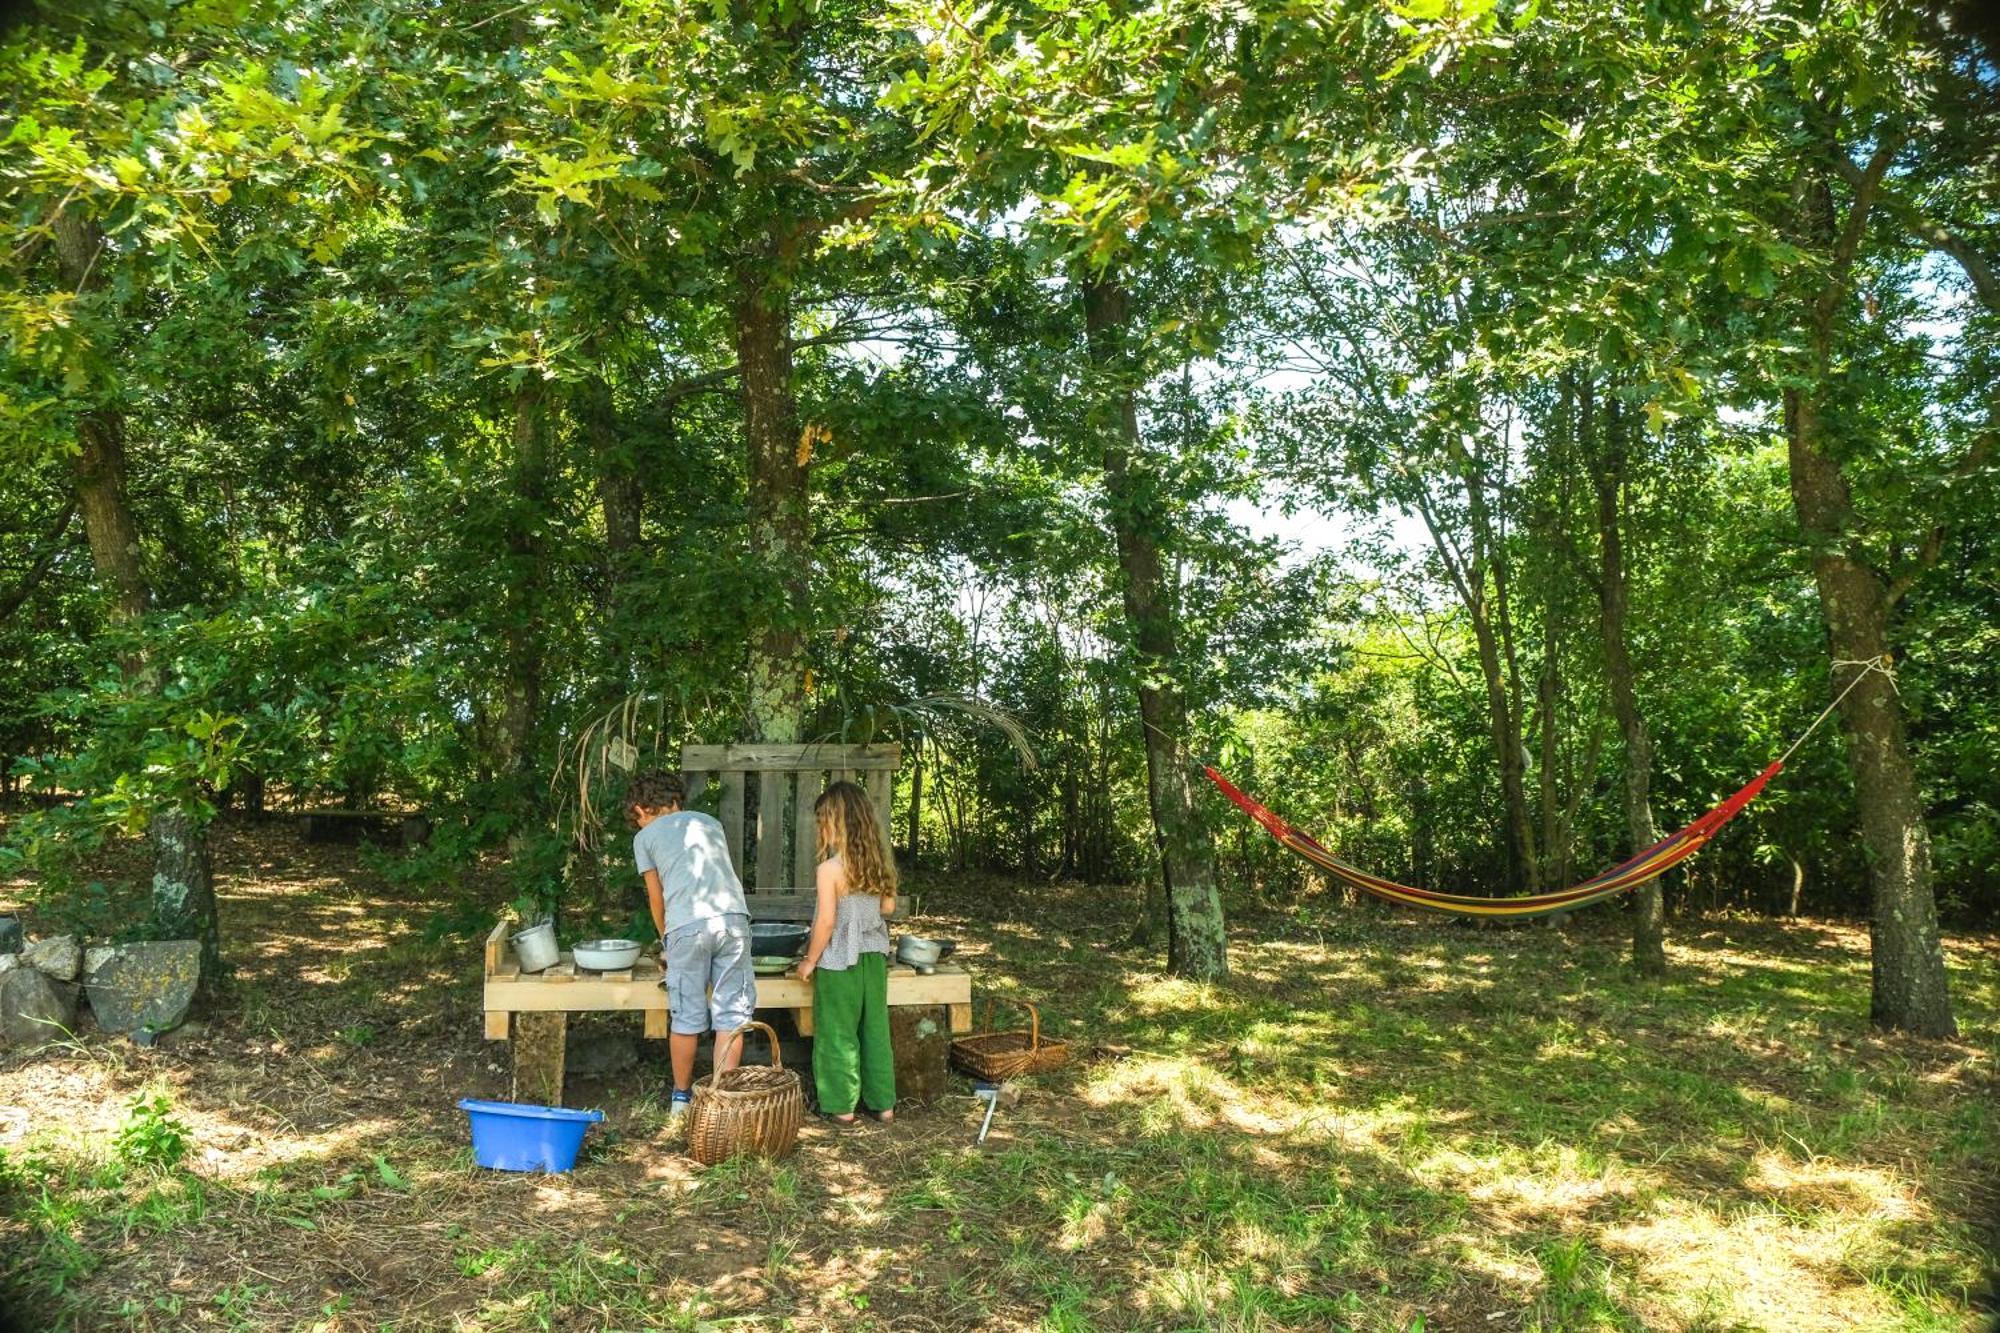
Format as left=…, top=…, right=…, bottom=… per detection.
left=811, top=951, right=895, bottom=1115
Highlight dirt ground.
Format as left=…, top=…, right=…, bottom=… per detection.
left=2, top=814, right=1996, bottom=1331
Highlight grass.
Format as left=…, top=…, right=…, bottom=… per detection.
left=0, top=819, right=1995, bottom=1329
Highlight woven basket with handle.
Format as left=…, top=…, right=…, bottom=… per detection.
left=949, top=997, right=1068, bottom=1082
left=687, top=1021, right=804, bottom=1165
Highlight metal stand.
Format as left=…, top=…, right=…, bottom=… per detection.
left=973, top=1081, right=1000, bottom=1144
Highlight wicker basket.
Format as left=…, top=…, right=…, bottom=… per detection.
left=949, top=997, right=1068, bottom=1082
left=687, top=1021, right=804, bottom=1165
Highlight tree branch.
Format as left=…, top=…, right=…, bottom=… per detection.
left=1832, top=159, right=2000, bottom=312
left=0, top=500, right=80, bottom=625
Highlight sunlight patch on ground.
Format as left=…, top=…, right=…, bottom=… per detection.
left=1432, top=1142, right=1634, bottom=1227
left=1743, top=1149, right=1923, bottom=1223
left=1604, top=1196, right=1899, bottom=1333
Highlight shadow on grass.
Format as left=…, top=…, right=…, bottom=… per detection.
left=0, top=844, right=1992, bottom=1330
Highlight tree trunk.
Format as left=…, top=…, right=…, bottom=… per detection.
left=52, top=209, right=221, bottom=995
left=584, top=375, right=641, bottom=617
left=1081, top=270, right=1226, bottom=979
left=1786, top=389, right=1955, bottom=1035
left=1536, top=611, right=1561, bottom=879
left=1465, top=605, right=1537, bottom=894
left=151, top=807, right=222, bottom=982
left=1783, top=166, right=1954, bottom=1037
left=495, top=381, right=547, bottom=806
left=1588, top=387, right=1666, bottom=977
left=1415, top=457, right=1537, bottom=894
left=735, top=261, right=809, bottom=743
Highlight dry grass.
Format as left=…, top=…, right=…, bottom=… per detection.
left=1, top=817, right=1995, bottom=1330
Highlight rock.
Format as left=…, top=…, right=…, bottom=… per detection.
left=1, top=967, right=78, bottom=1046
left=0, top=954, right=18, bottom=975
left=84, top=940, right=201, bottom=1035
left=84, top=945, right=117, bottom=976
left=0, top=914, right=21, bottom=954
left=24, top=934, right=81, bottom=981
left=566, top=1033, right=639, bottom=1078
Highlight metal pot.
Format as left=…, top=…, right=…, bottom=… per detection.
left=573, top=939, right=643, bottom=971
left=896, top=935, right=943, bottom=968
left=511, top=921, right=559, bottom=973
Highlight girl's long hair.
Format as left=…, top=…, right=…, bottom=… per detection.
left=814, top=781, right=897, bottom=906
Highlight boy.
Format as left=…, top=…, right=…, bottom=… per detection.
left=626, top=769, right=754, bottom=1117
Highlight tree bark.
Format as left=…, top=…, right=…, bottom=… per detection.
left=150, top=807, right=222, bottom=983
left=1786, top=387, right=1955, bottom=1036
left=52, top=209, right=220, bottom=993
left=1081, top=270, right=1226, bottom=979
left=1785, top=166, right=1954, bottom=1036
left=734, top=259, right=809, bottom=743
left=584, top=375, right=641, bottom=614
left=1587, top=386, right=1666, bottom=977
left=494, top=381, right=547, bottom=803
left=1460, top=579, right=1537, bottom=894
left=1413, top=467, right=1537, bottom=893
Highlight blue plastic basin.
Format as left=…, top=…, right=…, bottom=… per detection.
left=458, top=1099, right=604, bottom=1173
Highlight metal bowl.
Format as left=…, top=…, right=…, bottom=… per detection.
left=749, top=921, right=810, bottom=957
left=573, top=938, right=643, bottom=971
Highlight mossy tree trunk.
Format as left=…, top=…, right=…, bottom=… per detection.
left=735, top=256, right=809, bottom=744
left=1586, top=385, right=1666, bottom=978
left=1081, top=269, right=1226, bottom=980
left=495, top=381, right=549, bottom=834
left=1785, top=155, right=1954, bottom=1037
left=53, top=209, right=221, bottom=996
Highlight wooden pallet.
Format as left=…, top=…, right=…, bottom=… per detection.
left=680, top=742, right=900, bottom=895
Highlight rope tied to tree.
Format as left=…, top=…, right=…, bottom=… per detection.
left=1778, top=655, right=1897, bottom=767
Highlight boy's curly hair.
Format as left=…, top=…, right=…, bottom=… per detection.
left=626, top=769, right=686, bottom=812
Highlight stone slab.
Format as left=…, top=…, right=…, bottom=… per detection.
left=84, top=940, right=201, bottom=1034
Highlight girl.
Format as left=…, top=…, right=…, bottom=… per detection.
left=796, top=780, right=897, bottom=1124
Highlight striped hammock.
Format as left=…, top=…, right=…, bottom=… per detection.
left=1204, top=762, right=1782, bottom=920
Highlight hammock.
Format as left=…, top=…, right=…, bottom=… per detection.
left=1204, top=762, right=1782, bottom=920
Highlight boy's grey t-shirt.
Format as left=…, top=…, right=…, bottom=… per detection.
left=633, top=811, right=749, bottom=934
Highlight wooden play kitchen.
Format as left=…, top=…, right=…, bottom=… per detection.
left=482, top=742, right=974, bottom=1106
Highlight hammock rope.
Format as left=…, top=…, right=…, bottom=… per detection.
left=1206, top=657, right=1891, bottom=921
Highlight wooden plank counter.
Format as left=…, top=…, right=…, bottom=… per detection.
left=482, top=923, right=974, bottom=1103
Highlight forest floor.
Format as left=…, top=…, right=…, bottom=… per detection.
left=1, top=815, right=1996, bottom=1332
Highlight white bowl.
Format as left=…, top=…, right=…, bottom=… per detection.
left=573, top=939, right=643, bottom=971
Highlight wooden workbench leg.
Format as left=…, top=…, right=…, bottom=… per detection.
left=947, top=1002, right=972, bottom=1034
left=888, top=1005, right=953, bottom=1105
left=485, top=1010, right=511, bottom=1040
left=511, top=1012, right=568, bottom=1107
left=643, top=1007, right=670, bottom=1040
left=793, top=1004, right=814, bottom=1037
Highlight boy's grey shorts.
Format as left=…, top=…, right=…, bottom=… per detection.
left=663, top=913, right=755, bottom=1037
